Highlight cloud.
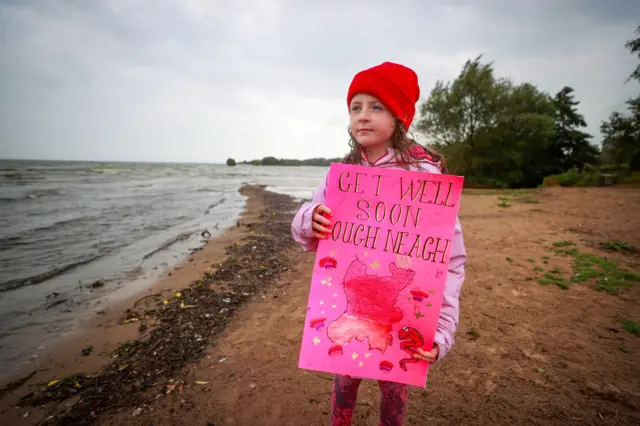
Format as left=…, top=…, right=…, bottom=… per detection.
left=0, top=0, right=638, bottom=163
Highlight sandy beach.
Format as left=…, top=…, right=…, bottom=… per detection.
left=0, top=185, right=294, bottom=425
left=2, top=184, right=640, bottom=425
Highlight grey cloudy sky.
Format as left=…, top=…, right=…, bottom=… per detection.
left=1, top=0, right=639, bottom=163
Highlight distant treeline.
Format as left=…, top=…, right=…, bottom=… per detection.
left=226, top=156, right=341, bottom=167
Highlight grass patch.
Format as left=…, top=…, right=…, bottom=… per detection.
left=550, top=246, right=640, bottom=295
left=622, top=319, right=640, bottom=336
left=527, top=258, right=536, bottom=263
left=534, top=266, right=544, bottom=272
left=572, top=267, right=602, bottom=282
left=531, top=208, right=546, bottom=212
left=553, top=240, right=575, bottom=248
left=549, top=267, right=564, bottom=274
left=602, top=240, right=636, bottom=253
left=596, top=277, right=634, bottom=294
left=539, top=273, right=570, bottom=289
left=496, top=194, right=539, bottom=208
left=620, top=345, right=632, bottom=354
left=506, top=257, right=513, bottom=263
left=515, top=197, right=539, bottom=204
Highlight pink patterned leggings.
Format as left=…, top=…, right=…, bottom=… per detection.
left=331, top=374, right=409, bottom=426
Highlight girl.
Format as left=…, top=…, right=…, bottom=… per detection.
left=291, top=62, right=466, bottom=426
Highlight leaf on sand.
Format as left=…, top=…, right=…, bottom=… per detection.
left=180, top=302, right=196, bottom=308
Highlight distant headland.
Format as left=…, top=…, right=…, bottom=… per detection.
left=226, top=156, right=341, bottom=167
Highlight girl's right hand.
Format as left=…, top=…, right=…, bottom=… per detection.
left=312, top=205, right=332, bottom=239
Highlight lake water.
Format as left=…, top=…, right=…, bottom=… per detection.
left=0, top=160, right=326, bottom=379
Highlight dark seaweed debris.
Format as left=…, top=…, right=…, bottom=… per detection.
left=17, top=187, right=298, bottom=425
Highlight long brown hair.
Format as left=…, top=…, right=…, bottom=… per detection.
left=342, top=119, right=448, bottom=173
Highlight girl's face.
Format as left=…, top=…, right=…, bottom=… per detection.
left=349, top=93, right=396, bottom=149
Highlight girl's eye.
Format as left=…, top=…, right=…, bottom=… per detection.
left=350, top=105, right=361, bottom=112
left=372, top=104, right=384, bottom=111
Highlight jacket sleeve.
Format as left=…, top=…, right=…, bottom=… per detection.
left=291, top=171, right=329, bottom=253
left=419, top=162, right=466, bottom=362
left=432, top=215, right=466, bottom=362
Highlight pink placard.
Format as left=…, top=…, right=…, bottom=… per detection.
left=298, top=163, right=464, bottom=387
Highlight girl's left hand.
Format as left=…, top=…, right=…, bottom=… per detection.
left=413, top=344, right=439, bottom=363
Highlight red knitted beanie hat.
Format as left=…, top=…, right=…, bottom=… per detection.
left=347, top=62, right=420, bottom=130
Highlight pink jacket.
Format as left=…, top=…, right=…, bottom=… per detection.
left=291, top=147, right=466, bottom=362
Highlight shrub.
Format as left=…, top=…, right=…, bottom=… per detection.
left=542, top=164, right=629, bottom=187
left=542, top=169, right=582, bottom=187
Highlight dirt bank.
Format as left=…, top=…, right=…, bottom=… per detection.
left=3, top=186, right=640, bottom=425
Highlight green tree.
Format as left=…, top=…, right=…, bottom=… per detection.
left=551, top=86, right=599, bottom=171
left=415, top=55, right=500, bottom=177
left=601, top=111, right=639, bottom=166
left=484, top=82, right=557, bottom=187
left=414, top=55, right=558, bottom=187
left=226, top=158, right=236, bottom=166
left=600, top=25, right=640, bottom=169
left=626, top=25, right=640, bottom=84
left=261, top=156, right=279, bottom=165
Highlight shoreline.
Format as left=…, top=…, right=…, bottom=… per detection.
left=0, top=184, right=297, bottom=425
left=0, top=162, right=248, bottom=379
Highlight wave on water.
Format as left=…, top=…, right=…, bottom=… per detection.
left=0, top=188, right=64, bottom=203
left=0, top=255, right=105, bottom=293
left=196, top=188, right=223, bottom=193
left=0, top=168, right=23, bottom=180
left=27, top=214, right=93, bottom=233
left=204, top=198, right=226, bottom=215
left=86, top=166, right=131, bottom=175
left=0, top=235, right=28, bottom=250
left=141, top=231, right=194, bottom=261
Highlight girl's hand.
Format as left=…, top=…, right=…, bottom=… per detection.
left=312, top=205, right=332, bottom=239
left=413, top=344, right=439, bottom=363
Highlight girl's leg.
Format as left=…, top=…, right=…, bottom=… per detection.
left=331, top=375, right=363, bottom=426
left=377, top=380, right=409, bottom=426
